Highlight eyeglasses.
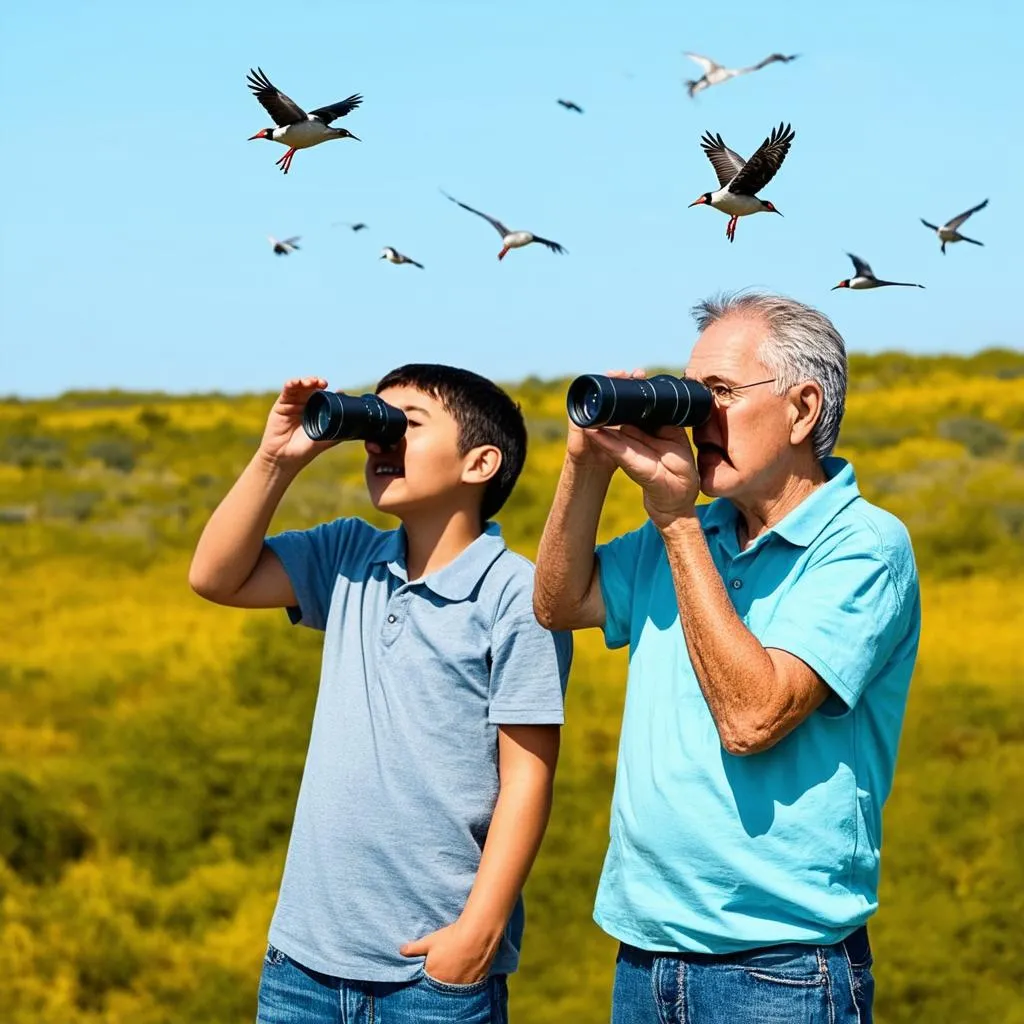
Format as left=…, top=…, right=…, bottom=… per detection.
left=690, top=376, right=777, bottom=408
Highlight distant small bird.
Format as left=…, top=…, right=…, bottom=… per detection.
left=269, top=235, right=300, bottom=256
left=684, top=51, right=798, bottom=98
left=246, top=67, right=362, bottom=175
left=832, top=253, right=924, bottom=290
left=557, top=99, right=584, bottom=113
left=689, top=122, right=794, bottom=242
left=334, top=221, right=368, bottom=232
left=921, top=199, right=988, bottom=254
left=440, top=190, right=567, bottom=260
left=380, top=247, right=424, bottom=269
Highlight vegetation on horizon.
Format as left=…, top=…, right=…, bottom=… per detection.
left=1, top=350, right=1022, bottom=1023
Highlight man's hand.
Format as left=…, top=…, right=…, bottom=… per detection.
left=586, top=421, right=701, bottom=529
left=565, top=368, right=650, bottom=474
left=399, top=920, right=499, bottom=985
left=258, top=377, right=340, bottom=470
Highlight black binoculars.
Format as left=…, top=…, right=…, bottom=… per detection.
left=566, top=374, right=713, bottom=431
left=302, top=390, right=407, bottom=446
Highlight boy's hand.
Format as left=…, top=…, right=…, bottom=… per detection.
left=399, top=920, right=499, bottom=985
left=258, top=377, right=340, bottom=469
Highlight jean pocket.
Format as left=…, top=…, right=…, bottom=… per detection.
left=420, top=968, right=491, bottom=995
left=737, top=946, right=826, bottom=987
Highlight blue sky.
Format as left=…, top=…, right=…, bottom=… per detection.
left=1, top=0, right=1019, bottom=398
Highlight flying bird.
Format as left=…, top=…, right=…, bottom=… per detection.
left=440, top=190, right=567, bottom=260
left=334, top=221, right=368, bottom=232
left=921, top=199, right=988, bottom=254
left=684, top=51, right=798, bottom=98
left=832, top=254, right=924, bottom=290
left=557, top=99, right=584, bottom=113
left=689, top=122, right=794, bottom=242
left=380, top=247, right=424, bottom=269
left=268, top=236, right=300, bottom=256
left=246, top=67, right=362, bottom=175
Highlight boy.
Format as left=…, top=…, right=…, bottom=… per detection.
left=189, top=365, right=571, bottom=1024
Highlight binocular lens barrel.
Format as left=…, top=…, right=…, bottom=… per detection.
left=302, top=390, right=408, bottom=445
left=566, top=374, right=713, bottom=431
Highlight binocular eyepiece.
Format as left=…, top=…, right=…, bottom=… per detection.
left=302, top=390, right=407, bottom=446
left=566, top=374, right=713, bottom=431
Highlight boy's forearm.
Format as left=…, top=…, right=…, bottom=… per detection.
left=457, top=741, right=557, bottom=950
left=189, top=452, right=300, bottom=597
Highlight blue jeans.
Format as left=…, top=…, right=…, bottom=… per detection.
left=256, top=943, right=509, bottom=1023
left=611, top=927, right=874, bottom=1024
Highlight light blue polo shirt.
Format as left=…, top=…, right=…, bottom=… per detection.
left=263, top=518, right=572, bottom=981
left=594, top=457, right=920, bottom=954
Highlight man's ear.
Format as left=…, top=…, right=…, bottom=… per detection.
left=789, top=381, right=823, bottom=447
left=462, top=444, right=503, bottom=485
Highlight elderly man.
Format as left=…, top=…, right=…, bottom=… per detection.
left=534, top=292, right=920, bottom=1024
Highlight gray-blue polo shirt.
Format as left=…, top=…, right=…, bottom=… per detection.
left=593, top=457, right=921, bottom=954
left=263, top=518, right=571, bottom=981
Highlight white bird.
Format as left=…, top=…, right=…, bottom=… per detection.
left=689, top=122, right=794, bottom=242
left=380, top=247, right=424, bottom=269
left=268, top=236, right=300, bottom=256
left=921, top=199, right=988, bottom=254
left=440, top=191, right=567, bottom=260
left=246, top=67, right=362, bottom=175
left=832, top=253, right=924, bottom=290
left=684, top=51, right=798, bottom=98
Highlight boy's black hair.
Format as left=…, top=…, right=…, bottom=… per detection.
left=375, top=364, right=527, bottom=522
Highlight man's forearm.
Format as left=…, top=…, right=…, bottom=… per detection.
left=189, top=452, right=300, bottom=597
left=659, top=517, right=780, bottom=750
left=534, top=455, right=613, bottom=625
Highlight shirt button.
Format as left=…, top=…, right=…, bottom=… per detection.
left=387, top=614, right=397, bottom=623
left=731, top=579, right=743, bottom=590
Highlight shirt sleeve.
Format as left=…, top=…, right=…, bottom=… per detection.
left=759, top=543, right=919, bottom=714
left=595, top=523, right=650, bottom=650
left=264, top=517, right=357, bottom=630
left=488, top=588, right=573, bottom=726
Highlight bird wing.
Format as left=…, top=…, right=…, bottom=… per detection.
left=282, top=237, right=301, bottom=246
left=685, top=52, right=720, bottom=73
left=308, top=93, right=363, bottom=124
left=247, top=67, right=307, bottom=125
left=699, top=131, right=748, bottom=188
left=946, top=198, right=988, bottom=230
left=727, top=121, right=795, bottom=195
left=440, top=190, right=510, bottom=237
left=847, top=253, right=874, bottom=278
left=747, top=52, right=799, bottom=71
left=532, top=236, right=567, bottom=254
left=558, top=99, right=583, bottom=112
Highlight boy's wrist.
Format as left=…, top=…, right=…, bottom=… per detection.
left=454, top=909, right=506, bottom=954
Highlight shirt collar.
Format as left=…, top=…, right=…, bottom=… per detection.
left=701, top=457, right=860, bottom=549
left=371, top=521, right=507, bottom=600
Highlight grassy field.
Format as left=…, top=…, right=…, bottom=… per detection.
left=1, top=350, right=1022, bottom=1022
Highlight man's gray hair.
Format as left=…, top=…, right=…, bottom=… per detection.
left=691, top=292, right=848, bottom=460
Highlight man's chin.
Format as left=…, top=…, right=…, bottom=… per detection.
left=697, top=458, right=735, bottom=498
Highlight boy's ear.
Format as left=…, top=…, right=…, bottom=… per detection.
left=461, top=444, right=503, bottom=485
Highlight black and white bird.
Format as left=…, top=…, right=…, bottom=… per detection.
left=832, top=253, right=924, bottom=291
left=440, top=190, right=567, bottom=260
left=557, top=99, right=584, bottom=113
left=334, top=221, right=368, bottom=232
left=921, top=199, right=988, bottom=254
left=684, top=52, right=798, bottom=98
left=268, top=236, right=300, bottom=256
left=246, top=67, right=362, bottom=175
left=380, top=247, right=424, bottom=269
left=689, top=122, right=794, bottom=242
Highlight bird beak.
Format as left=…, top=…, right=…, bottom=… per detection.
left=348, top=134, right=361, bottom=142
left=247, top=131, right=265, bottom=141
left=688, top=197, right=707, bottom=207
left=831, top=282, right=847, bottom=290
left=772, top=207, right=783, bottom=217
